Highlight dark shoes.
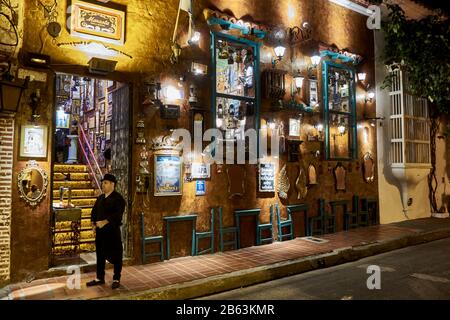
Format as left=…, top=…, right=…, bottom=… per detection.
left=86, top=279, right=105, bottom=287
left=111, top=281, right=120, bottom=289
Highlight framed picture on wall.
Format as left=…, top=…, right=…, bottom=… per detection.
left=108, top=92, right=113, bottom=104
left=107, top=102, right=113, bottom=119
left=105, top=121, right=111, bottom=141
left=154, top=153, right=182, bottom=196
left=19, top=125, right=48, bottom=158
left=97, top=80, right=105, bottom=100
left=69, top=0, right=126, bottom=45
left=100, top=101, right=105, bottom=114
left=88, top=115, right=95, bottom=129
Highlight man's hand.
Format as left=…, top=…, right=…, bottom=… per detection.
left=96, top=220, right=109, bottom=229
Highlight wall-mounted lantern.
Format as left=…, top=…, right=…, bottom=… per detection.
left=272, top=44, right=286, bottom=67
left=0, top=74, right=29, bottom=114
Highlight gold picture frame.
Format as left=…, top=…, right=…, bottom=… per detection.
left=19, top=125, right=48, bottom=158
left=70, top=0, right=126, bottom=45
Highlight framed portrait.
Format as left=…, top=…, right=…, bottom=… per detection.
left=56, top=111, right=70, bottom=129
left=289, top=118, right=300, bottom=137
left=154, top=153, right=182, bottom=196
left=89, top=130, right=94, bottom=149
left=100, top=101, right=105, bottom=114
left=20, top=125, right=48, bottom=158
left=108, top=92, right=113, bottom=104
left=95, top=111, right=100, bottom=133
left=105, top=121, right=111, bottom=140
left=97, top=80, right=105, bottom=100
left=69, top=0, right=126, bottom=45
left=88, top=115, right=95, bottom=129
left=107, top=102, right=112, bottom=119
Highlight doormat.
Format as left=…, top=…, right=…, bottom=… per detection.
left=300, top=236, right=329, bottom=244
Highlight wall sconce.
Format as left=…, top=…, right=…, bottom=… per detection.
left=272, top=44, right=286, bottom=67
left=0, top=75, right=29, bottom=114
left=293, top=73, right=304, bottom=92
left=163, top=85, right=184, bottom=101
left=311, top=55, right=321, bottom=68
left=365, top=90, right=375, bottom=103
left=357, top=72, right=366, bottom=82
left=188, top=31, right=201, bottom=45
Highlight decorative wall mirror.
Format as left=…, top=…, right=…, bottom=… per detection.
left=363, top=152, right=375, bottom=183
left=333, top=162, right=346, bottom=192
left=17, top=160, right=48, bottom=207
left=307, top=163, right=318, bottom=185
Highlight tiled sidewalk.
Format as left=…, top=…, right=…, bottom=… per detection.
left=2, top=218, right=449, bottom=300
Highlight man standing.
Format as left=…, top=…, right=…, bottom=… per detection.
left=86, top=173, right=126, bottom=289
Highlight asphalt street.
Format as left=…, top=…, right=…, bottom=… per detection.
left=198, top=237, right=450, bottom=300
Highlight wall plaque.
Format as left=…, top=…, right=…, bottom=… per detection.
left=70, top=0, right=126, bottom=45
left=259, top=163, right=275, bottom=192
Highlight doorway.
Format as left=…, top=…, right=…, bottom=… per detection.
left=51, top=73, right=131, bottom=268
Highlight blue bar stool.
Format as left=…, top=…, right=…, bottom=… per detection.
left=140, top=212, right=164, bottom=263
left=257, top=205, right=273, bottom=245
left=218, top=207, right=238, bottom=251
left=195, top=208, right=215, bottom=255
left=275, top=203, right=293, bottom=241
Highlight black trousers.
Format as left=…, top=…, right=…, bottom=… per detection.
left=95, top=227, right=123, bottom=281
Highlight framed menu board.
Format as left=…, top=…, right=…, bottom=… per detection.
left=259, top=163, right=275, bottom=192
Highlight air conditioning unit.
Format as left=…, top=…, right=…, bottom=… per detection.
left=88, top=57, right=117, bottom=75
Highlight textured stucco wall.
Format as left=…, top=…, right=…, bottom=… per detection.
left=9, top=0, right=378, bottom=272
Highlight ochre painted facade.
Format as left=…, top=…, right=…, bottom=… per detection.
left=6, top=0, right=378, bottom=281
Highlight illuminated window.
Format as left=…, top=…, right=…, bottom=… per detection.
left=323, top=61, right=357, bottom=160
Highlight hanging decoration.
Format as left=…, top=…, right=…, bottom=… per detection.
left=277, top=164, right=290, bottom=199
left=295, top=165, right=308, bottom=199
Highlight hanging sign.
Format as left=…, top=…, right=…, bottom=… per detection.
left=259, top=163, right=275, bottom=192
left=191, top=163, right=211, bottom=179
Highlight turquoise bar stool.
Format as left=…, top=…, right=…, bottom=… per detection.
left=140, top=212, right=164, bottom=263
left=218, top=207, right=238, bottom=251
left=195, top=208, right=215, bottom=255
left=257, top=206, right=273, bottom=245
left=344, top=197, right=359, bottom=230
left=275, top=203, right=293, bottom=241
left=309, top=199, right=336, bottom=236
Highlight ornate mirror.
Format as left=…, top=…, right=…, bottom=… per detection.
left=363, top=152, right=375, bottom=183
left=333, top=162, right=346, bottom=192
left=17, top=160, right=48, bottom=207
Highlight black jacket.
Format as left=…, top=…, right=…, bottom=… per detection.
left=91, top=190, right=126, bottom=229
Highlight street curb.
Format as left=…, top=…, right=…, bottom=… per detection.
left=105, top=227, right=450, bottom=300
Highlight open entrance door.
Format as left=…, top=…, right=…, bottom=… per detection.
left=51, top=74, right=131, bottom=268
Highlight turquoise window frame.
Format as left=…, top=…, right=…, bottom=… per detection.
left=322, top=60, right=357, bottom=160
left=210, top=31, right=261, bottom=155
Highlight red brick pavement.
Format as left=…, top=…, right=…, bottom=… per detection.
left=0, top=224, right=424, bottom=300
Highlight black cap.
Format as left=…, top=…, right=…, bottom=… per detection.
left=101, top=173, right=117, bottom=184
